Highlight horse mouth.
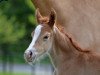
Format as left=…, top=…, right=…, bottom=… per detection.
left=25, top=56, right=35, bottom=62
left=24, top=51, right=37, bottom=63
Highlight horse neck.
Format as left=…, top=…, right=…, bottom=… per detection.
left=49, top=25, right=79, bottom=68
left=53, top=25, right=78, bottom=55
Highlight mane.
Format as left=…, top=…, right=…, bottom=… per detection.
left=56, top=25, right=90, bottom=53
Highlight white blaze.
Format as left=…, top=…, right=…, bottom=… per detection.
left=26, top=25, right=43, bottom=51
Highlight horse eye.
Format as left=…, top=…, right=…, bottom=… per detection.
left=43, top=36, right=49, bottom=40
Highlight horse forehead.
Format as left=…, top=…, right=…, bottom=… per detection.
left=33, top=24, right=51, bottom=37
left=34, top=25, right=43, bottom=33
left=41, top=24, right=51, bottom=32
left=32, top=25, right=43, bottom=39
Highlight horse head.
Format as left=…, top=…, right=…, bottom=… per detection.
left=24, top=9, right=57, bottom=64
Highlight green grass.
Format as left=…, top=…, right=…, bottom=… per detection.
left=0, top=72, right=32, bottom=75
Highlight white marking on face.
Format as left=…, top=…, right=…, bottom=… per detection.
left=26, top=25, right=43, bottom=51
left=53, top=25, right=57, bottom=33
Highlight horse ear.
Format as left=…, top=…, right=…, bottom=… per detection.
left=35, top=8, right=43, bottom=23
left=48, top=9, right=57, bottom=28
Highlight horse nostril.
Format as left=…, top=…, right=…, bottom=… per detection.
left=24, top=51, right=33, bottom=59
left=29, top=51, right=33, bottom=58
left=24, top=50, right=36, bottom=62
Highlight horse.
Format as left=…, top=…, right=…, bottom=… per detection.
left=32, top=0, right=100, bottom=53
left=24, top=9, right=100, bottom=75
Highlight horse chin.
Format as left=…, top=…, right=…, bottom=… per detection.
left=27, top=56, right=37, bottom=66
left=27, top=53, right=41, bottom=65
left=27, top=52, right=47, bottom=66
left=24, top=53, right=37, bottom=65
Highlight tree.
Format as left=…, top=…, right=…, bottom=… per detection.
left=0, top=0, right=36, bottom=73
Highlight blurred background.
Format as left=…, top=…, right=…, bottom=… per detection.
left=0, top=0, right=53, bottom=75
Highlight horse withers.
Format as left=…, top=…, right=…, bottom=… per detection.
left=24, top=9, right=100, bottom=75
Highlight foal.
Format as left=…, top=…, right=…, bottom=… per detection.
left=24, top=9, right=100, bottom=75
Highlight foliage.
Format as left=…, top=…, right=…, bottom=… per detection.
left=0, top=0, right=50, bottom=64
left=0, top=0, right=36, bottom=48
left=0, top=0, right=36, bottom=63
left=0, top=12, right=25, bottom=44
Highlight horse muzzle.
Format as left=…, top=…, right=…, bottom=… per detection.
left=24, top=50, right=36, bottom=63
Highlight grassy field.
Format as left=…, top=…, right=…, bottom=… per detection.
left=0, top=72, right=31, bottom=75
